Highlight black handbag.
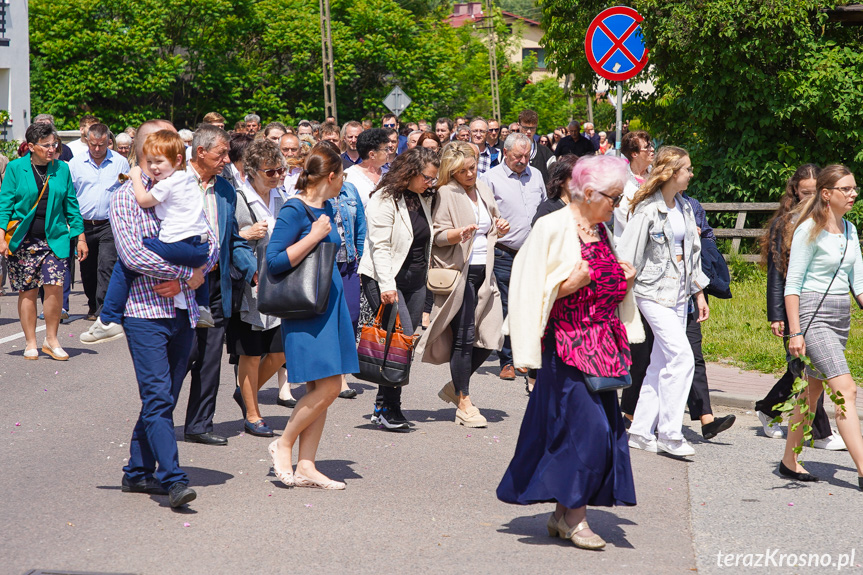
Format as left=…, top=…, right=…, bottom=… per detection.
left=583, top=372, right=632, bottom=394
left=257, top=200, right=337, bottom=320
left=786, top=220, right=848, bottom=377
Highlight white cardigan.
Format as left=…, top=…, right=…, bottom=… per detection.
left=504, top=206, right=645, bottom=369
left=357, top=191, right=433, bottom=293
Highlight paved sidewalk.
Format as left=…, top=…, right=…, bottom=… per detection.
left=706, top=362, right=863, bottom=417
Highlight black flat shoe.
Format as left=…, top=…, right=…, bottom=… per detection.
left=185, top=432, right=228, bottom=446
left=277, top=397, right=297, bottom=408
left=121, top=475, right=168, bottom=495
left=233, top=386, right=247, bottom=419
left=859, top=477, right=863, bottom=491
left=702, top=414, right=736, bottom=440
left=339, top=388, right=358, bottom=399
left=168, top=482, right=196, bottom=508
left=779, top=461, right=819, bottom=482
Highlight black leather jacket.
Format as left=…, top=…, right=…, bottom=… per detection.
left=766, top=218, right=787, bottom=323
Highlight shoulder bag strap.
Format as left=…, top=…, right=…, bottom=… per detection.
left=802, top=220, right=849, bottom=337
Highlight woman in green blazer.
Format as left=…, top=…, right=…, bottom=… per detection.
left=0, top=122, right=87, bottom=360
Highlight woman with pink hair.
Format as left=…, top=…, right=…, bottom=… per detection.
left=497, top=154, right=644, bottom=550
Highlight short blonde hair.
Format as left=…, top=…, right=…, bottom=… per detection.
left=437, top=141, right=478, bottom=188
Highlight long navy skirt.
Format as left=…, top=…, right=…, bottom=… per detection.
left=497, top=342, right=637, bottom=509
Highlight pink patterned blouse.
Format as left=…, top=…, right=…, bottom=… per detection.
left=544, top=230, right=632, bottom=377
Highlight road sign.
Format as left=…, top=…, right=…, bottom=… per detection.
left=584, top=6, right=648, bottom=82
left=383, top=86, right=412, bottom=118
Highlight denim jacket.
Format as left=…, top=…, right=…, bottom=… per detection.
left=329, top=181, right=366, bottom=263
left=617, top=190, right=710, bottom=307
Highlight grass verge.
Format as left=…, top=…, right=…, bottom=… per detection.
left=702, top=270, right=863, bottom=381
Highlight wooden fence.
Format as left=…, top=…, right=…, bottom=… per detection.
left=701, top=202, right=779, bottom=262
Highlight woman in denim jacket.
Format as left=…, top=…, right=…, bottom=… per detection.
left=617, top=146, right=710, bottom=458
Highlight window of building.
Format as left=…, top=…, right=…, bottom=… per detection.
left=0, top=2, right=8, bottom=47
left=522, top=48, right=546, bottom=70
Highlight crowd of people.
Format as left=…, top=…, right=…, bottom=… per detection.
left=0, top=108, right=861, bottom=548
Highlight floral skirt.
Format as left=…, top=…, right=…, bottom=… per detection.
left=7, top=236, right=66, bottom=291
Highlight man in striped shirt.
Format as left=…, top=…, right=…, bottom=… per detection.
left=114, top=120, right=219, bottom=509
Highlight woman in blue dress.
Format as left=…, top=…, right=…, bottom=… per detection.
left=265, top=144, right=359, bottom=491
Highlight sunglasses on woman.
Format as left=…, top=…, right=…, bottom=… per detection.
left=260, top=167, right=286, bottom=177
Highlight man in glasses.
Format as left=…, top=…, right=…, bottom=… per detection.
left=470, top=118, right=499, bottom=174
left=481, top=132, right=547, bottom=381
left=517, top=109, right=556, bottom=184
left=486, top=118, right=502, bottom=151
left=382, top=114, right=408, bottom=154
left=554, top=120, right=596, bottom=159
left=69, top=122, right=130, bottom=321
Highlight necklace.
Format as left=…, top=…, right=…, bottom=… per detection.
left=32, top=162, right=48, bottom=178
left=576, top=220, right=599, bottom=238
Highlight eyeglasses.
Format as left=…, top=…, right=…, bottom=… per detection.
left=519, top=124, right=537, bottom=132
left=488, top=128, right=500, bottom=133
left=383, top=123, right=397, bottom=128
left=640, top=145, right=655, bottom=152
left=685, top=167, right=694, bottom=174
left=421, top=173, right=438, bottom=185
left=826, top=186, right=860, bottom=196
left=33, top=141, right=59, bottom=150
left=260, top=167, right=287, bottom=177
left=597, top=191, right=623, bottom=207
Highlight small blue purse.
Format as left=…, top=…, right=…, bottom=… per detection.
left=583, top=372, right=632, bottom=394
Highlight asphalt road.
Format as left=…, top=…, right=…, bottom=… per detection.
left=1, top=289, right=861, bottom=575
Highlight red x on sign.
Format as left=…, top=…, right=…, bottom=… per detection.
left=585, top=6, right=649, bottom=82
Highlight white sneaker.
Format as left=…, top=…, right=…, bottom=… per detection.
left=656, top=438, right=696, bottom=457
left=628, top=433, right=658, bottom=453
left=813, top=434, right=847, bottom=451
left=80, top=319, right=125, bottom=344
left=757, top=411, right=785, bottom=439
left=196, top=306, right=215, bottom=328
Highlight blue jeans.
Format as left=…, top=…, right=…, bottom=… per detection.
left=101, top=236, right=209, bottom=325
left=493, top=248, right=513, bottom=367
left=122, top=310, right=195, bottom=488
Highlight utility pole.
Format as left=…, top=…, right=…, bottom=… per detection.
left=319, top=0, right=337, bottom=122
left=485, top=0, right=501, bottom=121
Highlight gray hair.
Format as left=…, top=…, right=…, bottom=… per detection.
left=503, top=132, right=532, bottom=151
left=33, top=114, right=55, bottom=125
left=243, top=139, right=286, bottom=178
left=115, top=133, right=132, bottom=146
left=191, top=124, right=229, bottom=160
left=178, top=129, right=194, bottom=143
left=469, top=118, right=488, bottom=130
left=408, top=129, right=423, bottom=139
left=455, top=125, right=471, bottom=136
left=244, top=113, right=261, bottom=124
left=87, top=123, right=110, bottom=140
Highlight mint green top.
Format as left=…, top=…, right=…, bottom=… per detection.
left=784, top=218, right=863, bottom=296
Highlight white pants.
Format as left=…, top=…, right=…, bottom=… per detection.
left=630, top=280, right=694, bottom=442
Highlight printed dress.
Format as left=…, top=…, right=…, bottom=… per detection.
left=497, top=231, right=637, bottom=509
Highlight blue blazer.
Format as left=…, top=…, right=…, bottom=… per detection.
left=213, top=175, right=257, bottom=318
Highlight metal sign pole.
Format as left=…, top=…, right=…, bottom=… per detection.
left=616, top=81, right=623, bottom=157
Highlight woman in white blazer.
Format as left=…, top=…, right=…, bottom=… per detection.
left=357, top=148, right=440, bottom=430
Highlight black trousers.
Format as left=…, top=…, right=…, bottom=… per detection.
left=755, top=368, right=832, bottom=440
left=80, top=221, right=118, bottom=315
left=620, top=311, right=654, bottom=416
left=361, top=272, right=426, bottom=408
left=450, top=265, right=493, bottom=397
left=686, top=311, right=712, bottom=420
left=185, top=270, right=225, bottom=435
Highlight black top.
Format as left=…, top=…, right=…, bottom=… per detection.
left=396, top=203, right=430, bottom=283
left=27, top=163, right=51, bottom=240
left=531, top=198, right=567, bottom=227
left=555, top=135, right=596, bottom=159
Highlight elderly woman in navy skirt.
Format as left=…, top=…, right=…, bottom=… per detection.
left=498, top=155, right=644, bottom=549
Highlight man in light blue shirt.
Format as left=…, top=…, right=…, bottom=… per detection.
left=68, top=123, right=130, bottom=318
left=480, top=132, right=546, bottom=380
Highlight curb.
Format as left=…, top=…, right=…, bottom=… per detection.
left=709, top=391, right=863, bottom=420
